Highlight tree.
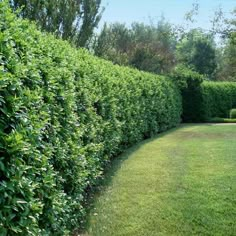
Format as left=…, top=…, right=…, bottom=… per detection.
left=130, top=20, right=176, bottom=74
left=75, top=0, right=104, bottom=47
left=9, top=0, right=104, bottom=47
left=223, top=9, right=236, bottom=81
left=94, top=19, right=177, bottom=74
left=212, top=8, right=236, bottom=81
left=94, top=23, right=132, bottom=65
left=176, top=29, right=217, bottom=79
left=216, top=39, right=236, bottom=81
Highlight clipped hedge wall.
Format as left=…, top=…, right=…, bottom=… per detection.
left=170, top=65, right=204, bottom=122
left=0, top=2, right=182, bottom=235
left=230, top=109, right=236, bottom=119
left=201, top=81, right=236, bottom=120
left=179, top=79, right=236, bottom=122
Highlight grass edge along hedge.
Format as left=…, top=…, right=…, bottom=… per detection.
left=0, top=2, right=182, bottom=235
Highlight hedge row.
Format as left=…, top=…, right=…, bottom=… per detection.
left=0, top=2, right=182, bottom=235
left=182, top=81, right=236, bottom=122
left=176, top=67, right=236, bottom=122
left=201, top=81, right=236, bottom=120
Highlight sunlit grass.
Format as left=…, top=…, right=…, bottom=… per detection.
left=84, top=124, right=236, bottom=236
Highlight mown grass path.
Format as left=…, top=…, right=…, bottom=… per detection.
left=84, top=124, right=236, bottom=236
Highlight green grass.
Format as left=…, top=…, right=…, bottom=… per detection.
left=84, top=124, right=236, bottom=236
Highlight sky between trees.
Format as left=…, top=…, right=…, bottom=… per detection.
left=100, top=0, right=235, bottom=32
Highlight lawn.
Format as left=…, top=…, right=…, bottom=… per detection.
left=84, top=124, right=236, bottom=236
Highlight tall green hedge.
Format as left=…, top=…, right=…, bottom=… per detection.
left=0, top=2, right=182, bottom=235
left=180, top=80, right=236, bottom=122
left=201, top=81, right=236, bottom=120
left=170, top=65, right=204, bottom=122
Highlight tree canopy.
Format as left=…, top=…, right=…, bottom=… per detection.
left=176, top=29, right=217, bottom=79
left=94, top=19, right=177, bottom=74
left=10, top=0, right=104, bottom=47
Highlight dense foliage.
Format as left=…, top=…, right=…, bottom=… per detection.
left=216, top=11, right=236, bottom=82
left=0, top=2, right=182, bottom=235
left=176, top=29, right=217, bottom=79
left=171, top=64, right=236, bottom=122
left=9, top=0, right=104, bottom=47
left=230, top=109, right=236, bottom=119
left=201, top=82, right=236, bottom=120
left=170, top=65, right=204, bottom=122
left=94, top=20, right=177, bottom=74
left=93, top=5, right=236, bottom=82
left=180, top=80, right=236, bottom=122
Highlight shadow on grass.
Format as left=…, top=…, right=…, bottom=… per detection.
left=78, top=125, right=183, bottom=234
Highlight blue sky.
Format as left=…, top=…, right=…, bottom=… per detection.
left=99, top=0, right=235, bottom=30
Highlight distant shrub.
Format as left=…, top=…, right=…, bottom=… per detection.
left=230, top=109, right=236, bottom=119
left=0, top=2, right=182, bottom=235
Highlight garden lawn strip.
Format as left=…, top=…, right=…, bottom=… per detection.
left=86, top=124, right=236, bottom=236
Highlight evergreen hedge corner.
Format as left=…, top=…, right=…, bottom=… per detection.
left=201, top=82, right=236, bottom=120
left=181, top=81, right=236, bottom=123
left=0, top=2, right=182, bottom=235
left=172, top=65, right=236, bottom=122
left=170, top=65, right=204, bottom=122
left=230, top=109, right=236, bottom=119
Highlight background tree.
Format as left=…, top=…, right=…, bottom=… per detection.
left=9, top=0, right=104, bottom=47
left=214, top=8, right=236, bottom=81
left=130, top=20, right=176, bottom=74
left=94, top=22, right=132, bottom=65
left=75, top=0, right=104, bottom=47
left=216, top=42, right=236, bottom=81
left=176, top=29, right=217, bottom=79
left=94, top=19, right=177, bottom=74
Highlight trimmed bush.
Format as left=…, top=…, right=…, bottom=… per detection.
left=230, top=109, right=236, bottom=119
left=201, top=82, right=236, bottom=120
left=178, top=79, right=236, bottom=122
left=0, top=2, right=182, bottom=235
left=170, top=65, right=204, bottom=122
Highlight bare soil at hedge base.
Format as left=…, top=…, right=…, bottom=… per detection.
left=84, top=124, right=236, bottom=236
